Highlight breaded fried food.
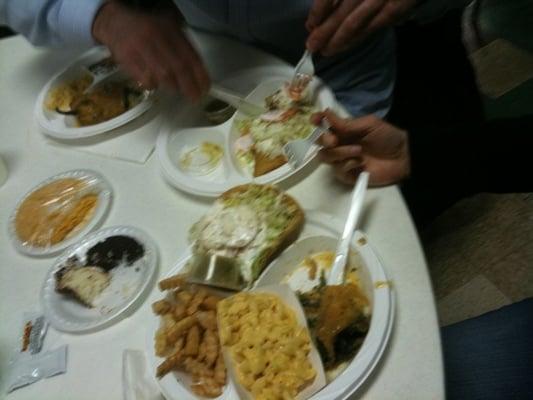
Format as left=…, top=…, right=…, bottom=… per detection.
left=152, top=282, right=226, bottom=397
left=253, top=151, right=287, bottom=177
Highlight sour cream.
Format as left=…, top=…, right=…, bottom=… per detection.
left=200, top=205, right=259, bottom=250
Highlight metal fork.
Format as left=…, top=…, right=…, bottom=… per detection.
left=283, top=120, right=330, bottom=169
left=290, top=50, right=315, bottom=92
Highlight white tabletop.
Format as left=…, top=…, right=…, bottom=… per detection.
left=0, top=33, right=444, bottom=400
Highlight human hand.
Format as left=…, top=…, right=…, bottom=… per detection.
left=306, top=0, right=417, bottom=55
left=92, top=0, right=210, bottom=100
left=313, top=109, right=410, bottom=186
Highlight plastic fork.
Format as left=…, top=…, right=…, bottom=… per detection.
left=290, top=50, right=315, bottom=92
left=283, top=119, right=330, bottom=169
left=209, top=84, right=267, bottom=116
left=82, top=58, right=121, bottom=94
left=328, top=172, right=370, bottom=285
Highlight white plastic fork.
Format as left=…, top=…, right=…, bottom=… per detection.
left=290, top=50, right=315, bottom=92
left=283, top=119, right=330, bottom=169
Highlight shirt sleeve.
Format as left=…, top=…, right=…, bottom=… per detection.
left=0, top=0, right=105, bottom=47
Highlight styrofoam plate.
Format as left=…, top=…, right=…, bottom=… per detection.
left=145, top=210, right=394, bottom=399
left=255, top=211, right=395, bottom=400
left=156, top=66, right=337, bottom=197
left=35, top=47, right=153, bottom=139
left=41, top=226, right=158, bottom=333
left=8, top=169, right=113, bottom=257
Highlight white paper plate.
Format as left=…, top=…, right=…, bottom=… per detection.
left=156, top=66, right=338, bottom=197
left=255, top=211, right=395, bottom=400
left=35, top=47, right=153, bottom=139
left=41, top=226, right=158, bottom=333
left=145, top=211, right=394, bottom=399
left=8, top=169, right=113, bottom=257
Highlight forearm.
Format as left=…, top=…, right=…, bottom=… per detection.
left=0, top=0, right=104, bottom=47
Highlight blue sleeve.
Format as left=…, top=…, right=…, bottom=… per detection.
left=314, top=28, right=396, bottom=118
left=0, top=0, right=104, bottom=47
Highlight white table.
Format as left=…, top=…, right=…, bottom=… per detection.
left=0, top=33, right=444, bottom=400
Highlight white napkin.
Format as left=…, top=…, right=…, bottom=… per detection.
left=122, top=350, right=164, bottom=400
left=40, top=100, right=167, bottom=164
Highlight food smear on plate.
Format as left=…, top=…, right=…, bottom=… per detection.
left=179, top=142, right=223, bottom=175
left=85, top=235, right=145, bottom=271
left=234, top=83, right=316, bottom=177
left=153, top=275, right=226, bottom=398
left=188, top=184, right=304, bottom=287
left=15, top=178, right=99, bottom=248
left=44, top=70, right=145, bottom=126
left=218, top=291, right=317, bottom=400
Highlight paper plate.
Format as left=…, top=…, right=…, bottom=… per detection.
left=8, top=169, right=113, bottom=257
left=41, top=226, right=158, bottom=333
left=145, top=211, right=394, bottom=399
left=156, top=66, right=338, bottom=197
left=34, top=47, right=153, bottom=139
left=255, top=211, right=395, bottom=400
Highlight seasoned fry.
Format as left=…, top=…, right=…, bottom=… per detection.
left=162, top=314, right=176, bottom=330
left=201, top=295, right=222, bottom=311
left=183, top=325, right=200, bottom=356
left=191, top=377, right=223, bottom=398
left=172, top=303, right=186, bottom=320
left=176, top=291, right=193, bottom=307
left=154, top=328, right=168, bottom=357
left=214, top=352, right=226, bottom=385
left=186, top=288, right=208, bottom=315
left=159, top=274, right=186, bottom=291
left=196, top=310, right=217, bottom=331
left=173, top=337, right=185, bottom=352
left=152, top=299, right=172, bottom=315
left=152, top=281, right=226, bottom=397
left=184, top=357, right=213, bottom=378
left=203, top=329, right=219, bottom=368
left=167, top=315, right=196, bottom=343
left=156, top=350, right=183, bottom=378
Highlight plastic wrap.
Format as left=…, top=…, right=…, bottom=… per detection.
left=7, top=345, right=67, bottom=393
left=9, top=170, right=113, bottom=256
left=5, top=312, right=67, bottom=394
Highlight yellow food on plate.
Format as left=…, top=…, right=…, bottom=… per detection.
left=15, top=178, right=99, bottom=247
left=152, top=276, right=226, bottom=398
left=218, top=292, right=316, bottom=400
left=44, top=69, right=145, bottom=126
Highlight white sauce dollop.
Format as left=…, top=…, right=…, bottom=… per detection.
left=200, top=205, right=259, bottom=250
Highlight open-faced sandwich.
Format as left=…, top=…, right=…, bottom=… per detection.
left=188, top=184, right=304, bottom=288
left=234, top=84, right=317, bottom=177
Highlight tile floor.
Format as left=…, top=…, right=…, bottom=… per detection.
left=424, top=1, right=533, bottom=327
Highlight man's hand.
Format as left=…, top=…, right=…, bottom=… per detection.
left=313, top=109, right=410, bottom=186
left=92, top=1, right=209, bottom=100
left=306, top=0, right=417, bottom=55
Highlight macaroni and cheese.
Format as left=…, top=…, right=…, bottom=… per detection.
left=218, top=292, right=316, bottom=399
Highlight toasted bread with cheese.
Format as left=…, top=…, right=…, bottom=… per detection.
left=189, top=184, right=304, bottom=284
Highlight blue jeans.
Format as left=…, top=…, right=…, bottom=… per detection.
left=441, top=298, right=533, bottom=400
